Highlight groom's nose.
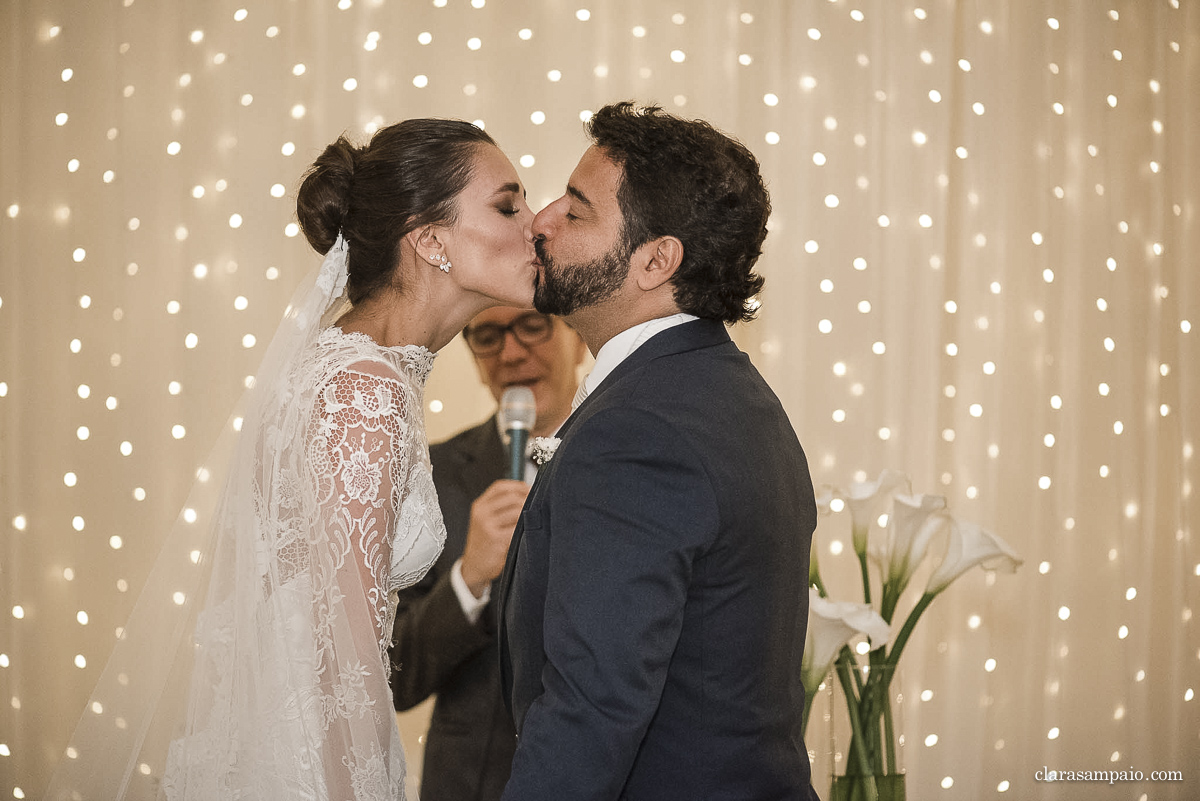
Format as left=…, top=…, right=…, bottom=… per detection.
left=531, top=196, right=566, bottom=241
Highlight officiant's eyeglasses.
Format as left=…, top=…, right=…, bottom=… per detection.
left=463, top=313, right=554, bottom=356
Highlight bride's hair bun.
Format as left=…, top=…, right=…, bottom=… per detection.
left=295, top=119, right=496, bottom=305
left=296, top=136, right=359, bottom=257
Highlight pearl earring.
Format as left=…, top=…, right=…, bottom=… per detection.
left=434, top=254, right=451, bottom=273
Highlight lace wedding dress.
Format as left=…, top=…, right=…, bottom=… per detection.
left=46, top=239, right=444, bottom=801
left=160, top=327, right=444, bottom=799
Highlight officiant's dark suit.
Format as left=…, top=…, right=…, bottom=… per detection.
left=390, top=418, right=515, bottom=801
left=498, top=102, right=821, bottom=801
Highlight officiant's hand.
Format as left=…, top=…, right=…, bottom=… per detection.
left=460, top=479, right=530, bottom=598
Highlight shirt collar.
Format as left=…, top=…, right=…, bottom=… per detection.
left=584, top=313, right=698, bottom=396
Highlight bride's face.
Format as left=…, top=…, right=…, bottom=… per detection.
left=442, top=145, right=538, bottom=308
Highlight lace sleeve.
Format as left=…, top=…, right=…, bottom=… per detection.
left=316, top=365, right=407, bottom=650
left=307, top=362, right=412, bottom=797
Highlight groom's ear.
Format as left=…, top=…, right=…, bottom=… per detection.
left=632, top=235, right=683, bottom=292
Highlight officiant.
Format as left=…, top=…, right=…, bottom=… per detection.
left=389, top=307, right=586, bottom=801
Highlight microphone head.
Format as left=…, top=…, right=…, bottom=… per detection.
left=499, top=385, right=537, bottom=431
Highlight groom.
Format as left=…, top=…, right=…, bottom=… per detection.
left=497, top=102, right=821, bottom=800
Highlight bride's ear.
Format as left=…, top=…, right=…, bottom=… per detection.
left=405, top=225, right=446, bottom=267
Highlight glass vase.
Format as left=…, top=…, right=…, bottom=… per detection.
left=828, top=661, right=905, bottom=801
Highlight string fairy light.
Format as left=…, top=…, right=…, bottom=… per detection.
left=1, top=3, right=1194, bottom=799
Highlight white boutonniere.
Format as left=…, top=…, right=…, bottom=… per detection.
left=529, top=436, right=562, bottom=466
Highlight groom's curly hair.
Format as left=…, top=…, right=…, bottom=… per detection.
left=585, top=102, right=769, bottom=323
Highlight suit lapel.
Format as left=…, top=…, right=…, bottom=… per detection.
left=556, top=318, right=731, bottom=441
left=497, top=498, right=522, bottom=717
left=495, top=415, right=539, bottom=716
left=496, top=318, right=732, bottom=713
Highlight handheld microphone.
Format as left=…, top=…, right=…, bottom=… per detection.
left=499, top=386, right=537, bottom=481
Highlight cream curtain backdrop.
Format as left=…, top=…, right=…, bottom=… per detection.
left=1, top=0, right=1197, bottom=799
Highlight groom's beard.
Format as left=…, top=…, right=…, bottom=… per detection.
left=533, top=237, right=630, bottom=316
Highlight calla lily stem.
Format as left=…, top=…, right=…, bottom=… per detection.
left=856, top=552, right=873, bottom=606
left=835, top=651, right=877, bottom=799
left=885, top=592, right=936, bottom=672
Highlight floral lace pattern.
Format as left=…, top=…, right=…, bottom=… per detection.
left=162, top=326, right=444, bottom=800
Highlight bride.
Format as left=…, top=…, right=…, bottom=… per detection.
left=45, top=119, right=538, bottom=800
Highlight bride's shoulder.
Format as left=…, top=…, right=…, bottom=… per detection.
left=313, top=359, right=414, bottom=428
left=317, top=326, right=434, bottom=385
left=324, top=358, right=405, bottom=394
left=316, top=327, right=397, bottom=373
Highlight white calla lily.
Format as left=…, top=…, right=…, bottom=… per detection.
left=803, top=589, right=891, bottom=682
left=926, top=517, right=1023, bottom=595
left=810, top=485, right=838, bottom=593
left=881, top=494, right=947, bottom=604
left=799, top=472, right=1023, bottom=786
left=801, top=588, right=892, bottom=740
left=815, top=484, right=837, bottom=516
left=844, top=469, right=909, bottom=555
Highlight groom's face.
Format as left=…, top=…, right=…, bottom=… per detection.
left=531, top=146, right=631, bottom=316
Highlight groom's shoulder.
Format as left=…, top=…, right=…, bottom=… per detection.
left=641, top=335, right=759, bottom=391
left=593, top=355, right=750, bottom=427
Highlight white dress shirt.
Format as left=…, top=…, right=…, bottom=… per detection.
left=451, top=559, right=491, bottom=623
left=577, top=312, right=698, bottom=405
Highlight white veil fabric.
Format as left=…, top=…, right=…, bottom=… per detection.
left=44, top=237, right=445, bottom=800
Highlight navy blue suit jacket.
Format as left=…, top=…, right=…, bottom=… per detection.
left=498, top=319, right=820, bottom=801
